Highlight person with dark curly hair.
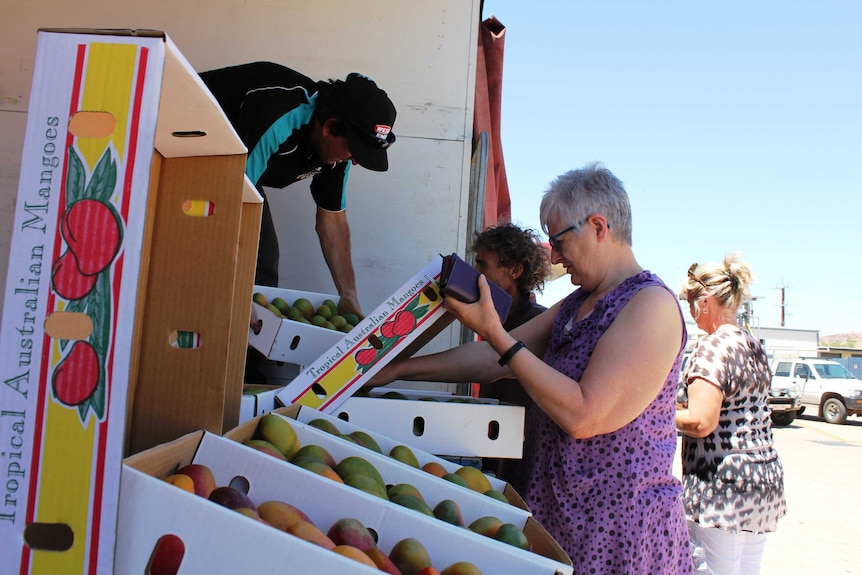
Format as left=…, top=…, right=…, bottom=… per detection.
left=470, top=223, right=551, bottom=487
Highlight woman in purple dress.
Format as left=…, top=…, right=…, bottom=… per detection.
left=368, top=162, right=693, bottom=574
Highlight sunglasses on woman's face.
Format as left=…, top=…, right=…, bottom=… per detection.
left=548, top=219, right=587, bottom=252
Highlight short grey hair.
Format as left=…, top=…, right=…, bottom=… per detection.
left=539, top=161, right=633, bottom=245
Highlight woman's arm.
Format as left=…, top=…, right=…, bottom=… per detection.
left=675, top=378, right=723, bottom=437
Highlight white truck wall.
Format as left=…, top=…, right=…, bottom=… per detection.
left=750, top=326, right=820, bottom=360
left=0, top=0, right=481, bottom=355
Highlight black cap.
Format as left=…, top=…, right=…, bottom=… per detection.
left=332, top=73, right=397, bottom=172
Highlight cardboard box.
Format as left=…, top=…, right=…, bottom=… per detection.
left=0, top=29, right=258, bottom=574
left=227, top=410, right=532, bottom=528
left=277, top=256, right=453, bottom=412
left=239, top=384, right=285, bottom=425
left=289, top=405, right=530, bottom=510
left=247, top=285, right=343, bottom=366
left=124, top=425, right=573, bottom=574
left=336, top=387, right=526, bottom=459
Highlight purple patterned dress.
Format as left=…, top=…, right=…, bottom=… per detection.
left=518, top=271, right=694, bottom=575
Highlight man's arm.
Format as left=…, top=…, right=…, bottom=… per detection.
left=315, top=207, right=361, bottom=316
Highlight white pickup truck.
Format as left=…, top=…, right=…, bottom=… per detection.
left=770, top=358, right=862, bottom=425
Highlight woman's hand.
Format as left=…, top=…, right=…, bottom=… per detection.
left=443, top=274, right=508, bottom=344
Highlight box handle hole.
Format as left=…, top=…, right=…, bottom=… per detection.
left=170, top=331, right=201, bottom=349
left=422, top=285, right=439, bottom=301
left=487, top=420, right=500, bottom=440
left=336, top=411, right=350, bottom=422
left=146, top=533, right=185, bottom=575
left=182, top=200, right=215, bottom=217
left=228, top=475, right=251, bottom=494
left=172, top=130, right=207, bottom=138
left=311, top=383, right=328, bottom=399
left=289, top=335, right=301, bottom=350
left=412, top=416, right=425, bottom=436
left=22, top=522, right=74, bottom=551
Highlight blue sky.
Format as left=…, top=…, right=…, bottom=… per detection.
left=483, top=1, right=861, bottom=336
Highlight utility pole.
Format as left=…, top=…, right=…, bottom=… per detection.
left=779, top=281, right=787, bottom=327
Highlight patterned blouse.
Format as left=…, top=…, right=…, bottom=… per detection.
left=680, top=324, right=787, bottom=534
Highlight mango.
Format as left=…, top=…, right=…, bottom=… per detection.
left=244, top=439, right=287, bottom=461
left=382, top=390, right=410, bottom=400
left=252, top=292, right=268, bottom=306
left=257, top=414, right=300, bottom=459
left=440, top=561, right=483, bottom=575
left=147, top=534, right=185, bottom=575
left=349, top=430, right=383, bottom=453
left=338, top=433, right=361, bottom=445
left=209, top=486, right=256, bottom=512
left=163, top=473, right=195, bottom=493
left=327, top=517, right=378, bottom=550
left=316, top=304, right=334, bottom=320
left=432, top=499, right=464, bottom=527
left=390, top=493, right=435, bottom=517
left=389, top=445, right=420, bottom=468
left=441, top=473, right=469, bottom=488
left=310, top=314, right=328, bottom=327
left=175, top=463, right=216, bottom=498
left=389, top=537, right=432, bottom=575
left=290, top=444, right=337, bottom=468
left=335, top=456, right=385, bottom=487
left=483, top=489, right=509, bottom=504
left=233, top=507, right=261, bottom=521
left=417, top=568, right=443, bottom=575
left=257, top=500, right=310, bottom=531
left=331, top=315, right=348, bottom=329
left=307, top=417, right=341, bottom=435
left=363, top=546, right=403, bottom=575
left=494, top=523, right=530, bottom=551
left=342, top=313, right=360, bottom=326
left=338, top=322, right=354, bottom=333
left=454, top=466, right=492, bottom=493
left=342, top=473, right=389, bottom=500
left=332, top=545, right=379, bottom=568
left=387, top=483, right=425, bottom=501
left=286, top=306, right=306, bottom=322
left=287, top=520, right=337, bottom=550
left=421, top=461, right=449, bottom=478
left=270, top=297, right=291, bottom=316
left=265, top=303, right=284, bottom=318
left=293, top=297, right=315, bottom=320
left=293, top=458, right=344, bottom=483
left=467, top=516, right=504, bottom=537
left=323, top=298, right=339, bottom=314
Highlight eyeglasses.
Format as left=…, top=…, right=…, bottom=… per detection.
left=687, top=263, right=708, bottom=290
left=548, top=219, right=587, bottom=252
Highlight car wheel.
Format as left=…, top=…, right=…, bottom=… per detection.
left=771, top=411, right=796, bottom=426
left=822, top=398, right=847, bottom=425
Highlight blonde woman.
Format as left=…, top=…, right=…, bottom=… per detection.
left=676, top=254, right=787, bottom=574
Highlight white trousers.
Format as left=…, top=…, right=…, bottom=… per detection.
left=688, top=520, right=767, bottom=575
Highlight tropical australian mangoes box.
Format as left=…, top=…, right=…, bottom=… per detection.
left=121, top=417, right=573, bottom=574
left=0, top=28, right=260, bottom=575
left=276, top=256, right=455, bottom=412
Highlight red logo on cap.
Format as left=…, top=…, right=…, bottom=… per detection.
left=374, top=124, right=391, bottom=140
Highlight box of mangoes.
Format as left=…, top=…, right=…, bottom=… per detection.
left=119, top=413, right=574, bottom=574
left=248, top=285, right=354, bottom=366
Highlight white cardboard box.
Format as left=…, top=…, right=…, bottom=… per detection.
left=289, top=404, right=530, bottom=510
left=239, top=385, right=285, bottom=425
left=123, top=428, right=574, bottom=575
left=335, top=388, right=526, bottom=459
left=248, top=285, right=343, bottom=366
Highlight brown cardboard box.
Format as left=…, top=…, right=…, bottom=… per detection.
left=0, top=29, right=259, bottom=573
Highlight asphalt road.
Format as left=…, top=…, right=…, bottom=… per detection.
left=675, top=412, right=861, bottom=574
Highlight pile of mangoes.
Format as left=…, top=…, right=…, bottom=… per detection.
left=253, top=292, right=360, bottom=333
left=239, top=415, right=530, bottom=552
left=163, top=462, right=483, bottom=574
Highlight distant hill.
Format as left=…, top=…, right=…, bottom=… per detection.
left=821, top=332, right=862, bottom=347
